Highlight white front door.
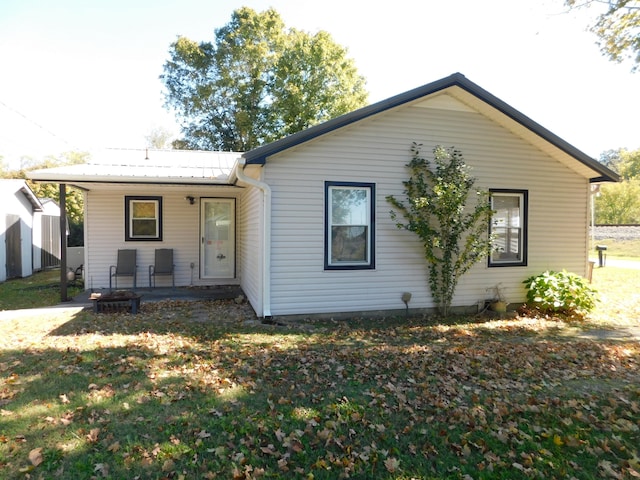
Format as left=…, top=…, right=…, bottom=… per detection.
left=201, top=198, right=235, bottom=279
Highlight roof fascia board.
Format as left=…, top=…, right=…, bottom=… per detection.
left=27, top=174, right=236, bottom=187
left=19, top=184, right=43, bottom=211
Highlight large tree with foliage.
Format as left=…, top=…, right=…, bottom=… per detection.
left=566, top=0, right=640, bottom=71
left=599, top=147, right=640, bottom=179
left=161, top=7, right=368, bottom=151
left=595, top=147, right=640, bottom=223
left=145, top=126, right=175, bottom=149
left=387, top=144, right=494, bottom=317
left=595, top=178, right=640, bottom=223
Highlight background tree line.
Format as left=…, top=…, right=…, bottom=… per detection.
left=0, top=152, right=86, bottom=246
left=595, top=147, right=640, bottom=224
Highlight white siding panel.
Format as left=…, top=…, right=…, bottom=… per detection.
left=237, top=184, right=264, bottom=316
left=1, top=188, right=36, bottom=280
left=264, top=102, right=591, bottom=316
left=84, top=185, right=242, bottom=290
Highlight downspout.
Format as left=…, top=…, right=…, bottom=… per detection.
left=234, top=158, right=272, bottom=318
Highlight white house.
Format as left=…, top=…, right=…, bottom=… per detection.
left=29, top=73, right=619, bottom=318
left=0, top=179, right=44, bottom=282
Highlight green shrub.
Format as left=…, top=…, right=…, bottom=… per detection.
left=523, top=270, right=598, bottom=319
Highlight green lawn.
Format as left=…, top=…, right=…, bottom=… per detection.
left=1, top=267, right=638, bottom=478
left=0, top=269, right=83, bottom=311
left=590, top=238, right=640, bottom=261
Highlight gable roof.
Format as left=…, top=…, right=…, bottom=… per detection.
left=1, top=179, right=43, bottom=211
left=243, top=72, right=619, bottom=183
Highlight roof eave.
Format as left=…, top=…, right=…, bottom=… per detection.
left=591, top=174, right=620, bottom=183
left=27, top=173, right=234, bottom=186
left=19, top=185, right=43, bottom=211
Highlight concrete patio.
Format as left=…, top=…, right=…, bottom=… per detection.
left=70, top=285, right=244, bottom=308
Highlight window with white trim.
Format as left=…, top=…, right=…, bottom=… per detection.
left=125, top=196, right=163, bottom=241
left=325, top=182, right=375, bottom=269
left=489, top=190, right=527, bottom=266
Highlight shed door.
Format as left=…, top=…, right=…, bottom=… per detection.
left=6, top=215, right=22, bottom=279
left=201, top=199, right=235, bottom=279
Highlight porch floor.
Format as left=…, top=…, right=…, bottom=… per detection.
left=71, top=285, right=244, bottom=308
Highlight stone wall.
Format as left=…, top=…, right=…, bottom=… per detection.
left=591, top=225, right=640, bottom=241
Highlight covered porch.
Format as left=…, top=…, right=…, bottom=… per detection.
left=27, top=148, right=269, bottom=318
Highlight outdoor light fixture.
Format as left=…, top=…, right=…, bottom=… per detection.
left=185, top=196, right=195, bottom=205
left=402, top=292, right=412, bottom=318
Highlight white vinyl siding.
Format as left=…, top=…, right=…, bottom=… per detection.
left=83, top=185, right=242, bottom=290
left=236, top=170, right=264, bottom=316
left=0, top=185, right=37, bottom=280
left=262, top=95, right=590, bottom=316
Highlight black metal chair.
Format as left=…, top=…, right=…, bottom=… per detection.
left=149, top=248, right=175, bottom=288
left=109, top=249, right=137, bottom=290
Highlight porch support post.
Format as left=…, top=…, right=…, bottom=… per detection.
left=59, top=183, right=68, bottom=302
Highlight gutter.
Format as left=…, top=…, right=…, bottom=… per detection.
left=233, top=158, right=272, bottom=318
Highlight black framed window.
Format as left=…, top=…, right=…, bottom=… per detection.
left=125, top=196, right=163, bottom=241
left=325, top=182, right=375, bottom=270
left=489, top=189, right=527, bottom=266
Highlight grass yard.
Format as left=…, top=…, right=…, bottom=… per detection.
left=590, top=238, right=640, bottom=261
left=0, top=269, right=639, bottom=479
left=0, top=270, right=83, bottom=312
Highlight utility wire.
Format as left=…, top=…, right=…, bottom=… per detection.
left=0, top=99, right=75, bottom=149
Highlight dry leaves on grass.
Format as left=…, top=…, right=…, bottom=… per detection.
left=0, top=300, right=638, bottom=478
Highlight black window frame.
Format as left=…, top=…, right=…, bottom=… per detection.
left=489, top=189, right=528, bottom=267
left=324, top=181, right=375, bottom=270
left=125, top=195, right=163, bottom=242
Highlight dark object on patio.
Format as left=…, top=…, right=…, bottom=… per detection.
left=149, top=248, right=175, bottom=288
left=109, top=249, right=137, bottom=290
left=91, top=290, right=141, bottom=314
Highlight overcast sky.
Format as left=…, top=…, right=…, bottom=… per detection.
left=0, top=0, right=638, bottom=168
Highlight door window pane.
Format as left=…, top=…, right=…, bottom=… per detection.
left=202, top=199, right=235, bottom=279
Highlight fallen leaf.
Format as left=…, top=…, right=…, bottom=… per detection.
left=86, top=428, right=100, bottom=443
left=260, top=445, right=277, bottom=456
left=28, top=447, right=43, bottom=466
left=162, top=459, right=175, bottom=472
left=384, top=457, right=400, bottom=473
left=94, top=462, right=109, bottom=477
left=278, top=458, right=289, bottom=472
